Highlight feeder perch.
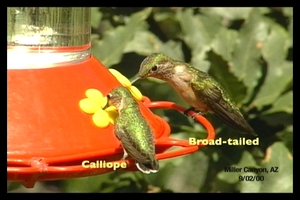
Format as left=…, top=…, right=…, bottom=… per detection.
left=7, top=7, right=215, bottom=188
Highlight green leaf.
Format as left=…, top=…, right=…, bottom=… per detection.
left=191, top=53, right=211, bottom=73
left=259, top=112, right=293, bottom=127
left=177, top=9, right=220, bottom=49
left=212, top=28, right=238, bottom=61
left=7, top=182, right=22, bottom=191
left=277, top=125, right=293, bottom=153
left=215, top=151, right=258, bottom=192
left=253, top=62, right=292, bottom=109
left=239, top=172, right=263, bottom=193
left=101, top=172, right=146, bottom=192
left=200, top=7, right=270, bottom=21
left=62, top=174, right=111, bottom=192
left=262, top=23, right=290, bottom=64
left=288, top=17, right=293, bottom=45
left=124, top=30, right=184, bottom=60
left=177, top=9, right=222, bottom=71
left=230, top=8, right=270, bottom=101
left=91, top=7, right=102, bottom=29
left=253, top=21, right=292, bottom=108
left=283, top=7, right=293, bottom=44
left=153, top=10, right=181, bottom=39
left=263, top=91, right=293, bottom=114
left=282, top=7, right=293, bottom=18
left=207, top=51, right=247, bottom=104
left=146, top=151, right=209, bottom=192
left=259, top=142, right=293, bottom=192
left=92, top=8, right=152, bottom=67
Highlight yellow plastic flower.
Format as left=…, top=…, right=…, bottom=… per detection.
left=79, top=89, right=111, bottom=128
left=79, top=69, right=144, bottom=128
left=108, top=69, right=143, bottom=101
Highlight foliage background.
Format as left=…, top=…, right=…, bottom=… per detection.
left=8, top=7, right=293, bottom=193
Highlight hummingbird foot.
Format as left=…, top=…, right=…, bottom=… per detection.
left=191, top=111, right=204, bottom=120
left=184, top=107, right=203, bottom=120
left=183, top=107, right=197, bottom=116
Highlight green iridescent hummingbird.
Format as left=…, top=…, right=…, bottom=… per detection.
left=131, top=53, right=256, bottom=136
left=107, top=86, right=159, bottom=174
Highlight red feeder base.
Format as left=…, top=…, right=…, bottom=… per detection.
left=7, top=56, right=215, bottom=188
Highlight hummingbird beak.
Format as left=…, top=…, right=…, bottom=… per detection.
left=103, top=100, right=110, bottom=110
left=130, top=75, right=141, bottom=85
left=102, top=103, right=109, bottom=110
left=103, top=94, right=111, bottom=110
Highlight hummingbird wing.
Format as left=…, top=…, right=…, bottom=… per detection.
left=190, top=74, right=256, bottom=135
left=114, top=118, right=159, bottom=172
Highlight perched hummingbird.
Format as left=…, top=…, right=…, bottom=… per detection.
left=132, top=53, right=256, bottom=136
left=107, top=86, right=159, bottom=174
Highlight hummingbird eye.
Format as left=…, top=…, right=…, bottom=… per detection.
left=151, top=65, right=158, bottom=72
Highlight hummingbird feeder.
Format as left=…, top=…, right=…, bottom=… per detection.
left=7, top=7, right=215, bottom=188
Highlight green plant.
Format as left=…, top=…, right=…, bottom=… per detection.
left=8, top=7, right=292, bottom=193
left=89, top=7, right=293, bottom=193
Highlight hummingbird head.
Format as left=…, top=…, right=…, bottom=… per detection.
left=107, top=86, right=131, bottom=110
left=132, top=53, right=175, bottom=84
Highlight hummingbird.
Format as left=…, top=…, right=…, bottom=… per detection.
left=107, top=86, right=159, bottom=174
left=131, top=53, right=256, bottom=136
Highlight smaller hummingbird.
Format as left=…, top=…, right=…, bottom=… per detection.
left=107, top=86, right=159, bottom=174
left=132, top=53, right=256, bottom=136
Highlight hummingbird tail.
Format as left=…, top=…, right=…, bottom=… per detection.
left=213, top=112, right=257, bottom=136
left=135, top=160, right=159, bottom=174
